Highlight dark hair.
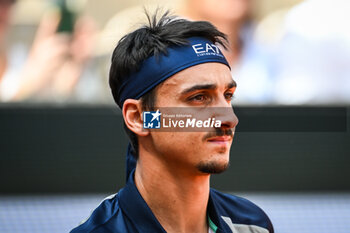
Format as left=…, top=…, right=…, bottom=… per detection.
left=109, top=11, right=228, bottom=158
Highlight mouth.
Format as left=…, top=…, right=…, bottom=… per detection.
left=207, top=136, right=232, bottom=144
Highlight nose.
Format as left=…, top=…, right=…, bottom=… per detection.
left=212, top=95, right=239, bottom=129
left=215, top=106, right=239, bottom=130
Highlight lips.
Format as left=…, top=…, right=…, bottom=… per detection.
left=207, top=136, right=232, bottom=142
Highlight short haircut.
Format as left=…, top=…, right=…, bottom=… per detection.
left=109, top=11, right=228, bottom=158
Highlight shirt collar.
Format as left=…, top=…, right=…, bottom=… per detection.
left=119, top=170, right=167, bottom=232
left=208, top=189, right=234, bottom=233
left=119, top=169, right=230, bottom=233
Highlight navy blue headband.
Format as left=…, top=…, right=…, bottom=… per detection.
left=117, top=37, right=230, bottom=108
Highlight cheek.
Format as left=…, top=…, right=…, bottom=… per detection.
left=151, top=132, right=203, bottom=160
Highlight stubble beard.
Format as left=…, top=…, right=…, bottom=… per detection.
left=196, top=159, right=230, bottom=174
left=198, top=128, right=233, bottom=174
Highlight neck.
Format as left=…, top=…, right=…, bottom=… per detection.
left=134, top=148, right=210, bottom=233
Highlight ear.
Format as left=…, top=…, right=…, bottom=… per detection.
left=122, top=99, right=149, bottom=136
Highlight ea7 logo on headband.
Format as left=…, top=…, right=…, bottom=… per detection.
left=192, top=43, right=223, bottom=57
left=143, top=110, right=162, bottom=129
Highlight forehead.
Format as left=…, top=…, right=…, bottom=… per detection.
left=158, top=62, right=233, bottom=92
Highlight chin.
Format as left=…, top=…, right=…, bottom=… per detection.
left=196, top=159, right=230, bottom=174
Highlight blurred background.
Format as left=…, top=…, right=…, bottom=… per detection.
left=0, top=0, right=349, bottom=232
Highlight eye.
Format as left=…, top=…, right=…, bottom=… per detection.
left=193, top=95, right=205, bottom=101
left=187, top=93, right=210, bottom=103
left=224, top=92, right=234, bottom=101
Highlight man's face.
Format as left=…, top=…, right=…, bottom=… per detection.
left=147, top=62, right=238, bottom=175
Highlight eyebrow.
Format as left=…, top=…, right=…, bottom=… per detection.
left=181, top=80, right=237, bottom=95
left=181, top=84, right=217, bottom=95
left=227, top=80, right=237, bottom=89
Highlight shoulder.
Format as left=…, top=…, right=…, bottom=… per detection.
left=70, top=193, right=134, bottom=233
left=210, top=189, right=274, bottom=233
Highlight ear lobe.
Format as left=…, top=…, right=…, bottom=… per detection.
left=122, top=99, right=149, bottom=136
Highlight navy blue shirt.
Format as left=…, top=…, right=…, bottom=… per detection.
left=71, top=171, right=274, bottom=233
